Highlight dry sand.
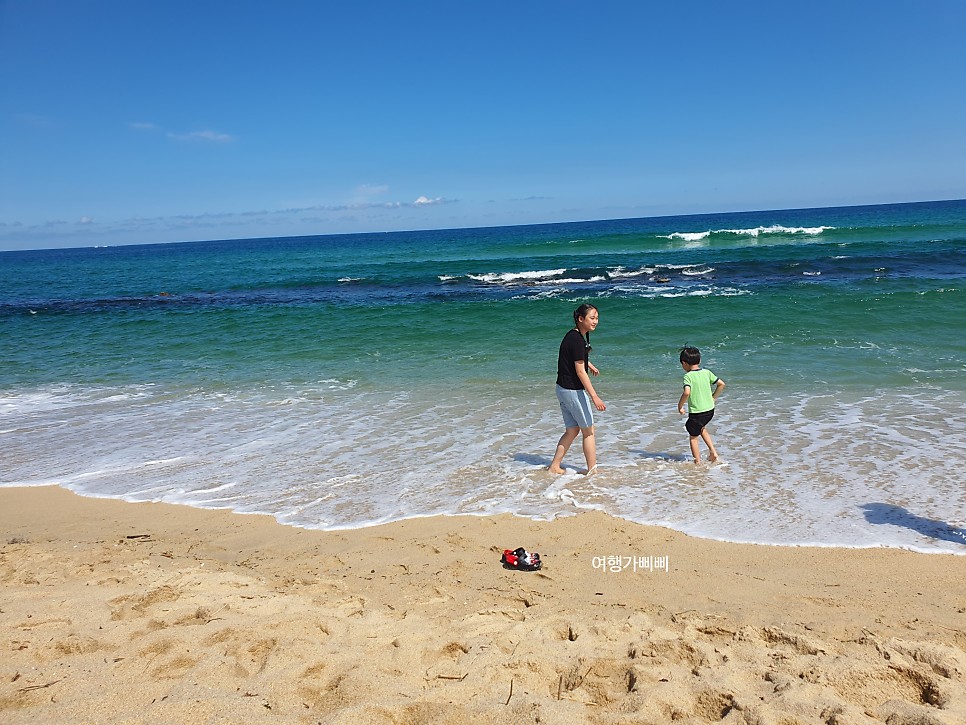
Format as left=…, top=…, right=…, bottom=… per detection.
left=2, top=485, right=965, bottom=724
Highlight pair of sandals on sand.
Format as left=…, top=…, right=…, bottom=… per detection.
left=501, top=547, right=542, bottom=571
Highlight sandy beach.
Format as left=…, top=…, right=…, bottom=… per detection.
left=2, top=486, right=965, bottom=724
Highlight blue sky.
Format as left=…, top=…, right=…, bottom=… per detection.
left=1, top=1, right=964, bottom=251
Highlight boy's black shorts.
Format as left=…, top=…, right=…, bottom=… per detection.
left=685, top=409, right=714, bottom=437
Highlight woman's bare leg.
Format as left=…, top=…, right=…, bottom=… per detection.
left=549, top=427, right=580, bottom=473
left=581, top=425, right=597, bottom=474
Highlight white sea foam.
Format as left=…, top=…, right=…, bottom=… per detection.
left=609, top=264, right=712, bottom=278
left=3, top=380, right=963, bottom=554
left=514, top=289, right=565, bottom=300
left=468, top=269, right=567, bottom=284
left=609, top=285, right=749, bottom=299
left=662, top=225, right=834, bottom=241
left=318, top=378, right=358, bottom=390
left=608, top=266, right=657, bottom=278
left=462, top=264, right=717, bottom=288
left=722, top=225, right=833, bottom=236
left=664, top=231, right=711, bottom=242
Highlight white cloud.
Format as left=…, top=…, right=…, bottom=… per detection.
left=1, top=193, right=460, bottom=248
left=130, top=122, right=236, bottom=143
left=168, top=130, right=236, bottom=143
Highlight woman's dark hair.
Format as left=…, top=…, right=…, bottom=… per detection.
left=574, top=304, right=598, bottom=347
left=680, top=346, right=701, bottom=366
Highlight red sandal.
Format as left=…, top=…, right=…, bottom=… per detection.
left=501, top=547, right=542, bottom=571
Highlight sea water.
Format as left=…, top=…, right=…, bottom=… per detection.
left=2, top=200, right=965, bottom=553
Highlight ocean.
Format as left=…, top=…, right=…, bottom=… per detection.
left=2, top=200, right=965, bottom=553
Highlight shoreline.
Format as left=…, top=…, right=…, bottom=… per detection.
left=3, top=485, right=965, bottom=723
left=7, top=481, right=965, bottom=557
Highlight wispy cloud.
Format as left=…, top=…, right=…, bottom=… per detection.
left=167, top=130, right=236, bottom=143
left=286, top=187, right=457, bottom=214
left=414, top=195, right=446, bottom=206
left=131, top=122, right=236, bottom=143
left=308, top=195, right=456, bottom=212
left=1, top=194, right=460, bottom=245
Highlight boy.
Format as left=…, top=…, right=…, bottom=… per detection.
left=677, top=346, right=725, bottom=464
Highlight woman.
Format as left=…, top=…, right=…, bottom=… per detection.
left=548, top=303, right=606, bottom=475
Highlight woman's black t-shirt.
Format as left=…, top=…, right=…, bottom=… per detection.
left=556, top=328, right=589, bottom=390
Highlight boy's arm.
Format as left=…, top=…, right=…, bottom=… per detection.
left=712, top=378, right=725, bottom=399
left=678, top=385, right=690, bottom=415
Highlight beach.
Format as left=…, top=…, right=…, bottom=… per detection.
left=3, top=202, right=965, bottom=722
left=3, top=486, right=965, bottom=724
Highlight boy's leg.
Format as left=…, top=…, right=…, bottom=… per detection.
left=549, top=426, right=580, bottom=473
left=580, top=425, right=597, bottom=474
left=700, top=428, right=719, bottom=463
left=689, top=435, right=702, bottom=464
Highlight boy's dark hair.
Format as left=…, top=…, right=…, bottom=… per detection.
left=680, top=346, right=701, bottom=366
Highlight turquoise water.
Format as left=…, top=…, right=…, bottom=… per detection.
left=2, top=200, right=965, bottom=552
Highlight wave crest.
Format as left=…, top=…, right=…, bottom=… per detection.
left=662, top=225, right=835, bottom=241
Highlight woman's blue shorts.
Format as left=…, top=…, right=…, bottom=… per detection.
left=556, top=385, right=594, bottom=429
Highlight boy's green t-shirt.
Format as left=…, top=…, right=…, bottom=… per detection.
left=683, top=368, right=718, bottom=414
